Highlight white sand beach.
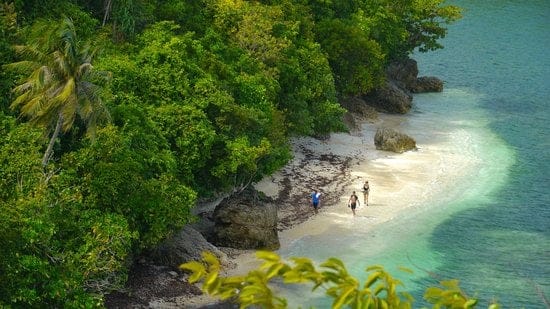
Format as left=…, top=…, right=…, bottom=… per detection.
left=227, top=111, right=480, bottom=276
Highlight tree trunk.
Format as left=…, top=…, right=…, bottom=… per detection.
left=42, top=114, right=63, bottom=167
left=102, top=0, right=113, bottom=27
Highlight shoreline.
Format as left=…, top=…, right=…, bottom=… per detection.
left=227, top=110, right=479, bottom=278
left=119, top=107, right=483, bottom=308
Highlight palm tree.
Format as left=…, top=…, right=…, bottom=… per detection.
left=8, top=17, right=110, bottom=167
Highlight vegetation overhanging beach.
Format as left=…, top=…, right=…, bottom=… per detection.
left=0, top=0, right=471, bottom=307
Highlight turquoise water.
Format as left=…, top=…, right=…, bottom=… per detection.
left=278, top=1, right=550, bottom=308
left=412, top=1, right=550, bottom=307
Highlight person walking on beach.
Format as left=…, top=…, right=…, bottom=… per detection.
left=310, top=190, right=321, bottom=214
left=362, top=180, right=370, bottom=206
left=348, top=191, right=360, bottom=216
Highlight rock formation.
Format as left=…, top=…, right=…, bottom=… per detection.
left=374, top=127, right=417, bottom=153
left=385, top=58, right=419, bottom=91
left=211, top=188, right=280, bottom=250
left=363, top=80, right=413, bottom=114
left=410, top=76, right=443, bottom=93
left=386, top=58, right=444, bottom=93
left=146, top=225, right=229, bottom=269
left=361, top=58, right=444, bottom=114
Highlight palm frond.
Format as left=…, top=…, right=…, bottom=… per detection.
left=56, top=78, right=76, bottom=104
left=8, top=17, right=112, bottom=165
left=20, top=95, right=46, bottom=118
left=3, top=60, right=40, bottom=73
left=13, top=44, right=45, bottom=62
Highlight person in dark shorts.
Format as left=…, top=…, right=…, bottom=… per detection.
left=348, top=191, right=360, bottom=216
left=310, top=190, right=321, bottom=214
left=362, top=180, right=370, bottom=206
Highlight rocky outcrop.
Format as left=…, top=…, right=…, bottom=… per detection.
left=211, top=189, right=280, bottom=250
left=340, top=96, right=378, bottom=130
left=363, top=80, right=413, bottom=114
left=410, top=76, right=443, bottom=93
left=362, top=58, right=444, bottom=114
left=340, top=96, right=378, bottom=119
left=386, top=58, right=444, bottom=93
left=386, top=58, right=419, bottom=91
left=146, top=225, right=229, bottom=269
left=374, top=128, right=417, bottom=153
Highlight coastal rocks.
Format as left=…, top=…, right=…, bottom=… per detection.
left=385, top=58, right=444, bottom=93
left=340, top=96, right=378, bottom=130
left=362, top=80, right=413, bottom=114
left=374, top=128, right=417, bottom=153
left=362, top=57, right=445, bottom=114
left=410, top=76, right=444, bottom=93
left=340, top=96, right=379, bottom=120
left=211, top=189, right=280, bottom=250
left=386, top=58, right=419, bottom=90
left=146, top=225, right=229, bottom=269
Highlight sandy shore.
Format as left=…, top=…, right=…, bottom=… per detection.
left=227, top=111, right=475, bottom=277
left=137, top=110, right=479, bottom=308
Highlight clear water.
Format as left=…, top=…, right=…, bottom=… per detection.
left=277, top=1, right=550, bottom=308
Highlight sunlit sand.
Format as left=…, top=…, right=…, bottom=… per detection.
left=228, top=112, right=481, bottom=276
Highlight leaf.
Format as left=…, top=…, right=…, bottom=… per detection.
left=364, top=271, right=382, bottom=288
left=373, top=283, right=386, bottom=295
left=332, top=286, right=355, bottom=308
left=256, top=250, right=281, bottom=262
left=266, top=263, right=286, bottom=279
left=179, top=261, right=205, bottom=283
left=321, top=257, right=346, bottom=271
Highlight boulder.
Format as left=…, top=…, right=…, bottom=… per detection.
left=385, top=58, right=444, bottom=93
left=410, top=76, right=444, bottom=93
left=340, top=96, right=378, bottom=120
left=212, top=189, right=280, bottom=250
left=374, top=128, right=417, bottom=153
left=363, top=80, right=412, bottom=114
left=386, top=58, right=419, bottom=90
left=146, top=226, right=229, bottom=269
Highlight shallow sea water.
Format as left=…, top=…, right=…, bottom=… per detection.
left=277, top=1, right=550, bottom=307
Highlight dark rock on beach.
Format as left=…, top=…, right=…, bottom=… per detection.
left=363, top=80, right=413, bottom=114
left=146, top=225, right=229, bottom=269
left=361, top=57, right=445, bottom=114
left=211, top=188, right=280, bottom=250
left=374, top=127, right=417, bottom=153
left=386, top=58, right=419, bottom=91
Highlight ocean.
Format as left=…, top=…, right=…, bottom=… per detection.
left=277, top=1, right=550, bottom=308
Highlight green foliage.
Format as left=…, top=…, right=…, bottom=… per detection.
left=6, top=17, right=111, bottom=166
left=181, top=251, right=501, bottom=309
left=0, top=113, right=43, bottom=201
left=151, top=103, right=216, bottom=183
left=0, top=2, right=17, bottom=114
left=55, top=125, right=196, bottom=248
left=0, top=187, right=128, bottom=307
left=316, top=18, right=385, bottom=95
left=0, top=0, right=462, bottom=306
left=360, top=0, right=462, bottom=61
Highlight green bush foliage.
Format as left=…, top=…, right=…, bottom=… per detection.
left=0, top=0, right=461, bottom=306
left=181, top=251, right=501, bottom=309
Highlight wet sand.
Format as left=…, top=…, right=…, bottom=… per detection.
left=228, top=112, right=478, bottom=276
